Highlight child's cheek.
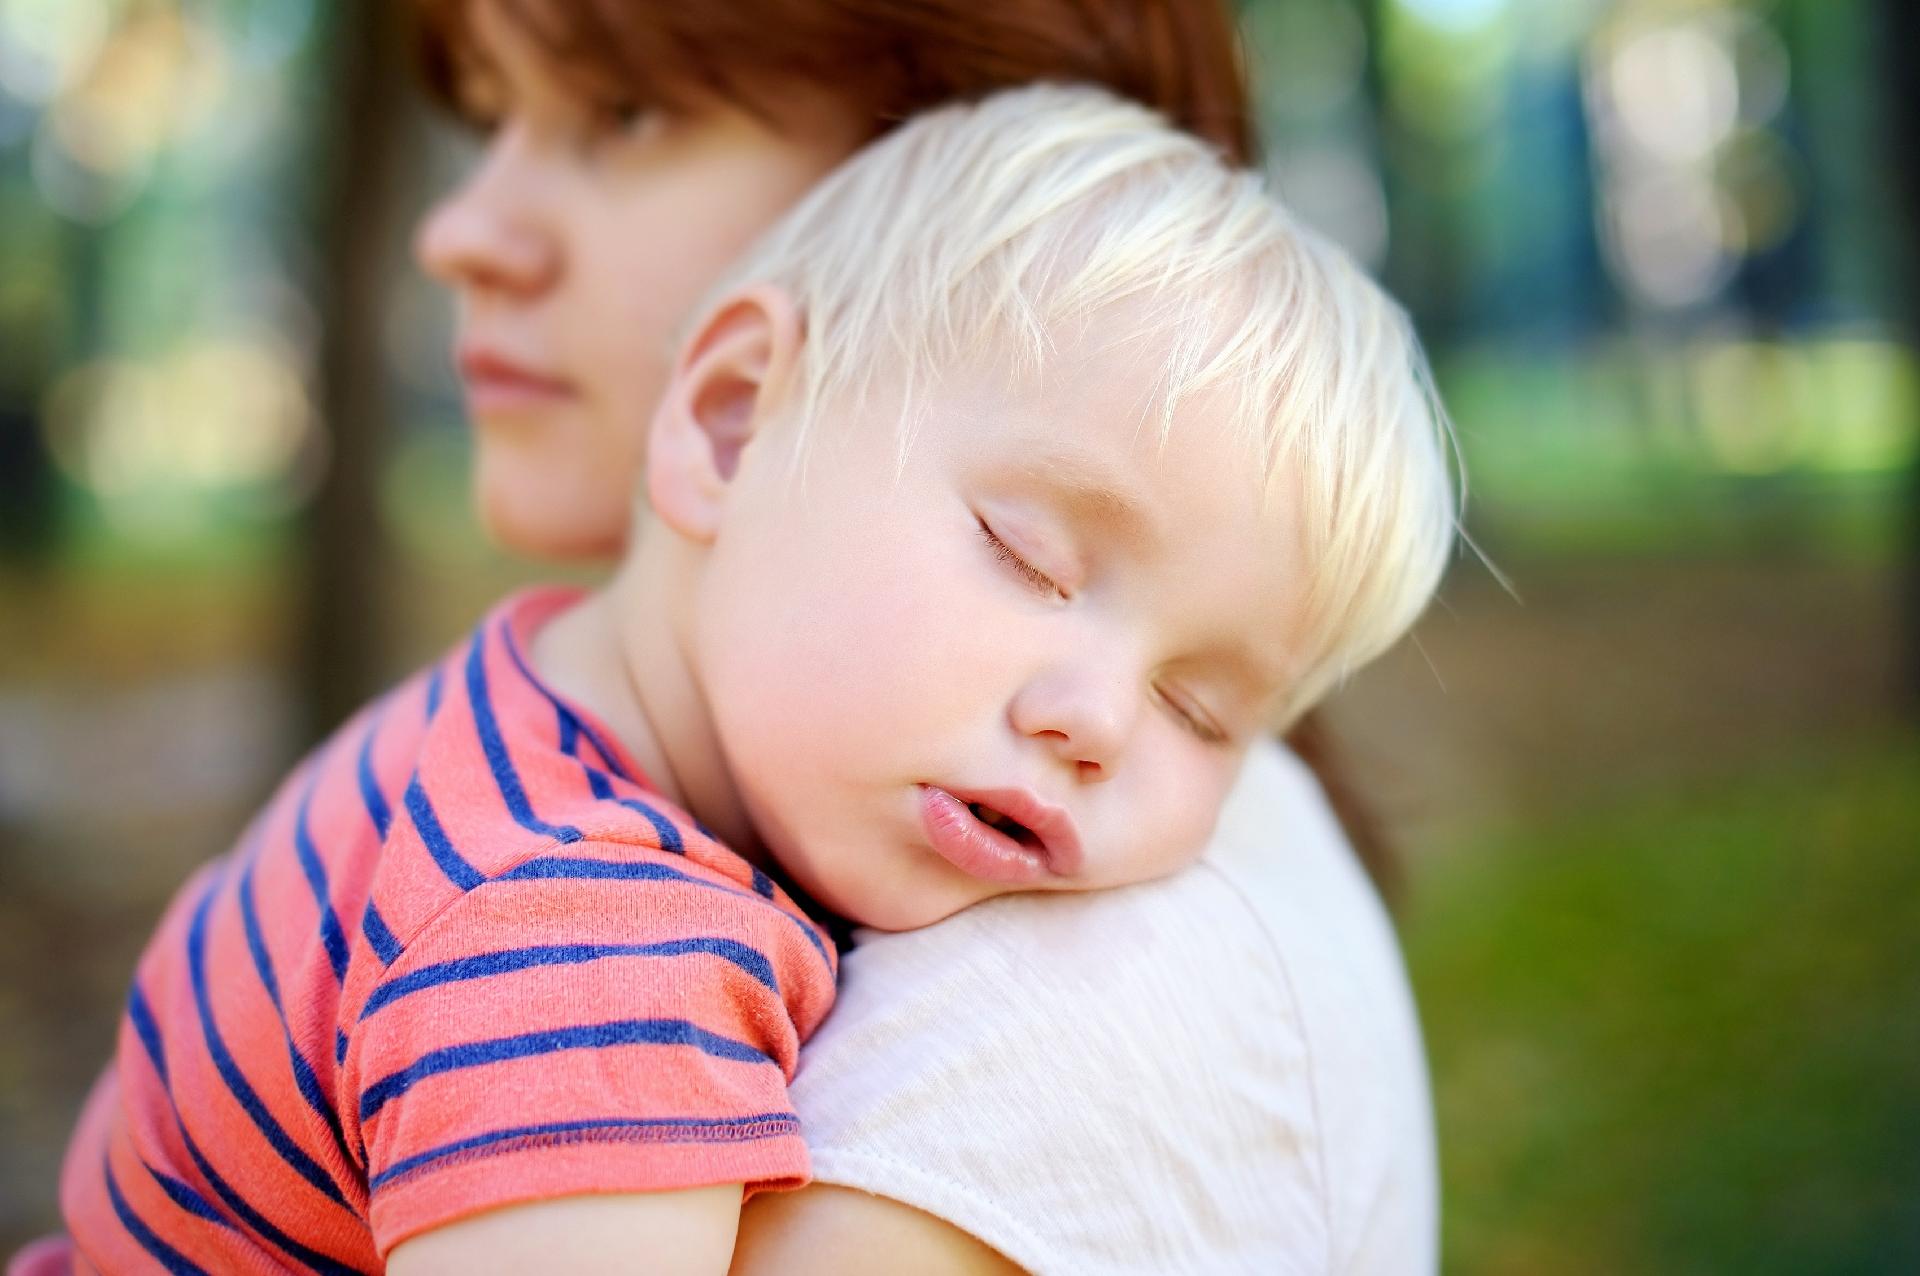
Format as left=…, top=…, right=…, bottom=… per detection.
left=1107, top=752, right=1235, bottom=886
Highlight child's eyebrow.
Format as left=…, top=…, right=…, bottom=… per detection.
left=1220, top=644, right=1291, bottom=703
left=1012, top=450, right=1161, bottom=555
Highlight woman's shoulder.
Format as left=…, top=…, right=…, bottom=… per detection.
left=815, top=742, right=1417, bottom=1069
left=792, top=740, right=1438, bottom=1275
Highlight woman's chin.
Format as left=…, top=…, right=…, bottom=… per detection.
left=473, top=458, right=630, bottom=562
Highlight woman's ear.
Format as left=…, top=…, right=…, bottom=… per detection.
left=647, top=285, right=803, bottom=542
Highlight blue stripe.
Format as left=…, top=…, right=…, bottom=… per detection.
left=356, top=715, right=392, bottom=841
left=128, top=983, right=169, bottom=1088
left=608, top=796, right=684, bottom=853
left=335, top=1029, right=349, bottom=1066
left=238, top=864, right=354, bottom=1168
left=466, top=630, right=583, bottom=844
left=106, top=1159, right=210, bottom=1276
left=498, top=857, right=694, bottom=884
left=129, top=976, right=365, bottom=1272
left=290, top=1044, right=355, bottom=1176
left=361, top=900, right=401, bottom=965
left=570, top=765, right=685, bottom=852
left=360, top=1019, right=774, bottom=1124
left=176, top=1131, right=367, bottom=1276
left=749, top=865, right=776, bottom=899
left=360, top=939, right=779, bottom=1022
left=238, top=865, right=284, bottom=1015
left=291, top=777, right=351, bottom=983
left=369, top=1112, right=798, bottom=1192
left=404, top=777, right=484, bottom=891
left=552, top=711, right=608, bottom=802
left=501, top=620, right=635, bottom=783
left=146, top=1164, right=234, bottom=1230
left=425, top=667, right=444, bottom=720
left=185, top=879, right=351, bottom=1211
left=548, top=691, right=687, bottom=853
left=498, top=857, right=835, bottom=971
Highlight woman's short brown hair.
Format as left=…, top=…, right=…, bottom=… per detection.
left=413, top=0, right=1255, bottom=165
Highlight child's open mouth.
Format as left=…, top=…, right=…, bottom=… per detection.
left=917, top=784, right=1085, bottom=884
left=967, top=802, right=1039, bottom=848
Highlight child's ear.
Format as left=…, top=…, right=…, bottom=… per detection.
left=646, top=285, right=802, bottom=542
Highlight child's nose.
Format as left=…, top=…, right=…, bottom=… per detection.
left=1008, top=665, right=1139, bottom=781
left=414, top=137, right=559, bottom=298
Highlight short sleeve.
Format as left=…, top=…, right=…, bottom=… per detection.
left=789, top=741, right=1438, bottom=1275
left=343, top=837, right=834, bottom=1256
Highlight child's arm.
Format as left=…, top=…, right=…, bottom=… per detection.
left=386, top=1184, right=743, bottom=1275
left=730, top=1185, right=1022, bottom=1276
left=353, top=833, right=835, bottom=1261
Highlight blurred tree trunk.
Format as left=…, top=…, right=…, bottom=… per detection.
left=1882, top=0, right=1920, bottom=712
left=302, top=0, right=405, bottom=737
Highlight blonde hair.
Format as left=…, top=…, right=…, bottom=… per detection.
left=692, top=83, right=1460, bottom=724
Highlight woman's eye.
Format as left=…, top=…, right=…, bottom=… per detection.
left=978, top=518, right=1066, bottom=600
left=588, top=98, right=659, bottom=139
left=450, top=72, right=507, bottom=131
left=1159, top=687, right=1229, bottom=746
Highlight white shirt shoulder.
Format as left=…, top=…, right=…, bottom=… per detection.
left=789, top=741, right=1439, bottom=1275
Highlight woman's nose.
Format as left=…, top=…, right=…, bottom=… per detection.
left=414, top=137, right=559, bottom=298
left=1008, top=664, right=1140, bottom=782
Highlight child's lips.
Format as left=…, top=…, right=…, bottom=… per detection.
left=917, top=783, right=1085, bottom=885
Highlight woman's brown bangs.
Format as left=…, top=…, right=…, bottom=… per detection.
left=411, top=0, right=1251, bottom=161
left=411, top=0, right=776, bottom=122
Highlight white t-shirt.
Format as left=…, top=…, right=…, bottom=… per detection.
left=788, top=739, right=1438, bottom=1275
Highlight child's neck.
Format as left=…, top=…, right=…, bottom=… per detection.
left=526, top=551, right=761, bottom=859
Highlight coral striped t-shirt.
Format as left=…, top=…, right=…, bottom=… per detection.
left=55, top=588, right=838, bottom=1273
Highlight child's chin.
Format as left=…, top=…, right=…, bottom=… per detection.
left=819, top=880, right=979, bottom=934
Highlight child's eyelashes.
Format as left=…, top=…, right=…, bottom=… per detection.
left=977, top=517, right=1067, bottom=600
left=975, top=512, right=1230, bottom=747
left=1156, top=686, right=1230, bottom=746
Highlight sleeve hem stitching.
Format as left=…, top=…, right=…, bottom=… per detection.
left=378, top=1115, right=802, bottom=1193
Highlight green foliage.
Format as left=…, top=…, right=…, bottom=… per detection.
left=1407, top=740, right=1920, bottom=1274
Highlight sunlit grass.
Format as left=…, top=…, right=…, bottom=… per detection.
left=1408, top=737, right=1920, bottom=1274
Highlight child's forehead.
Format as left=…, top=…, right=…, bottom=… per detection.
left=928, top=338, right=1276, bottom=503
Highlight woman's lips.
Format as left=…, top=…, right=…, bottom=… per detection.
left=917, top=784, right=1082, bottom=886
left=457, top=348, right=576, bottom=413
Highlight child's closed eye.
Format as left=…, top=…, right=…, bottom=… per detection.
left=1155, top=685, right=1230, bottom=746
left=977, top=517, right=1067, bottom=600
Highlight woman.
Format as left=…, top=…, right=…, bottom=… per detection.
left=410, top=1, right=1437, bottom=1271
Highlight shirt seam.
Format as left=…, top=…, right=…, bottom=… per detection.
left=1191, top=856, right=1340, bottom=1274
left=341, top=826, right=796, bottom=1113
left=365, top=823, right=738, bottom=985
left=375, top=1115, right=803, bottom=1193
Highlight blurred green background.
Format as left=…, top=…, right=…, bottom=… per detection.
left=1, top=0, right=1915, bottom=1270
